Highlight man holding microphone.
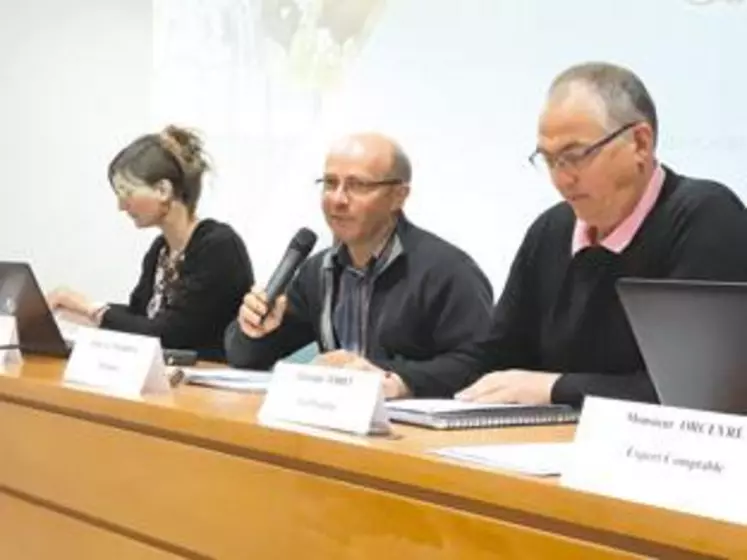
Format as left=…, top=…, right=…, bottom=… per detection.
left=225, top=132, right=493, bottom=399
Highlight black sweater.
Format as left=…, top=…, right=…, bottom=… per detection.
left=462, top=168, right=747, bottom=407
left=101, top=219, right=253, bottom=361
left=225, top=218, right=494, bottom=396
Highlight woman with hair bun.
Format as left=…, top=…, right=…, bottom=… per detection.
left=48, top=125, right=253, bottom=361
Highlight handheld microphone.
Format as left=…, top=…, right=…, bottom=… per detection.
left=263, top=227, right=318, bottom=310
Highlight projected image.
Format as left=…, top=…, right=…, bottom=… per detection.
left=153, top=0, right=388, bottom=162
left=250, top=0, right=388, bottom=201
left=260, top=0, right=386, bottom=90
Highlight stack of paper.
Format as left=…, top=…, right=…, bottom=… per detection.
left=434, top=442, right=572, bottom=476
left=181, top=368, right=272, bottom=392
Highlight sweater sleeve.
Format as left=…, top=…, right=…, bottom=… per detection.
left=438, top=218, right=546, bottom=395
left=553, top=184, right=747, bottom=406
left=371, top=255, right=494, bottom=397
left=224, top=260, right=318, bottom=370
left=552, top=371, right=658, bottom=406
left=101, top=230, right=252, bottom=350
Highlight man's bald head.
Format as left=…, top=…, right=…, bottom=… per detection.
left=321, top=132, right=411, bottom=249
left=327, top=133, right=412, bottom=183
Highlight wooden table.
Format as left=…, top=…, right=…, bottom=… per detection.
left=0, top=357, right=744, bottom=559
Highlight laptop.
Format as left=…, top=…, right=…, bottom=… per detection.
left=617, top=278, right=747, bottom=414
left=0, top=262, right=71, bottom=358
left=0, top=261, right=200, bottom=366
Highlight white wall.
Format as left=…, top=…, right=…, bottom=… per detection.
left=0, top=0, right=152, bottom=299
left=2, top=0, right=747, bottom=302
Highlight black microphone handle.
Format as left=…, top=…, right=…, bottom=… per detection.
left=259, top=227, right=317, bottom=322
left=264, top=248, right=306, bottom=305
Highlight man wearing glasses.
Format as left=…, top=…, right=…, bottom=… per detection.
left=455, top=62, right=747, bottom=407
left=225, top=132, right=493, bottom=398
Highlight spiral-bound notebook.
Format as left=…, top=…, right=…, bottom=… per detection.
left=385, top=399, right=579, bottom=430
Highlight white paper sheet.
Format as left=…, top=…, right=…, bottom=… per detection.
left=181, top=367, right=272, bottom=392
left=434, top=442, right=572, bottom=476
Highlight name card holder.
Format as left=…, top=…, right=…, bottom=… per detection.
left=0, top=315, right=22, bottom=371
left=258, top=362, right=391, bottom=436
left=561, top=396, right=747, bottom=525
left=63, top=328, right=171, bottom=397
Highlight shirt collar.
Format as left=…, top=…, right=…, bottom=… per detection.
left=330, top=215, right=402, bottom=270
left=571, top=164, right=665, bottom=255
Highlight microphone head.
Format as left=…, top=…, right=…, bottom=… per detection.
left=289, top=227, right=318, bottom=256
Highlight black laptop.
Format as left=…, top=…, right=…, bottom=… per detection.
left=0, top=262, right=71, bottom=358
left=617, top=278, right=747, bottom=414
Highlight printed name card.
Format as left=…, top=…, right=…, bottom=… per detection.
left=63, top=328, right=171, bottom=397
left=0, top=315, right=22, bottom=370
left=561, top=396, right=747, bottom=525
left=258, top=362, right=391, bottom=435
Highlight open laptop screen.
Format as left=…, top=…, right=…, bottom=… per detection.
left=0, top=262, right=70, bottom=358
left=617, top=278, right=747, bottom=415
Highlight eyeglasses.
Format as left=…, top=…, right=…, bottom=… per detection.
left=112, top=180, right=153, bottom=199
left=528, top=121, right=639, bottom=174
left=316, top=176, right=403, bottom=197
left=112, top=183, right=137, bottom=198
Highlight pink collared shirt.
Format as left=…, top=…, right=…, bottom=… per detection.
left=571, top=165, right=665, bottom=255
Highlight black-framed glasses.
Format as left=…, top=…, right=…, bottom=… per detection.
left=315, top=176, right=403, bottom=197
left=528, top=121, right=639, bottom=174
